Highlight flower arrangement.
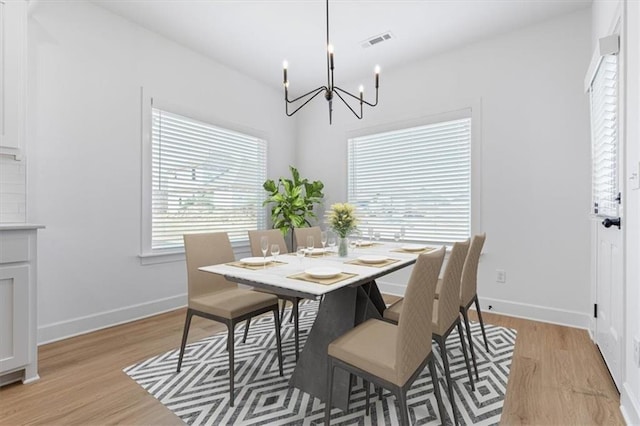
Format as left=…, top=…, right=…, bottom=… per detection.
left=327, top=202, right=358, bottom=238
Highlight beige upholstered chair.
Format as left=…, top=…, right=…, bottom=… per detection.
left=177, top=232, right=284, bottom=407
left=325, top=248, right=447, bottom=426
left=459, top=233, right=488, bottom=378
left=293, top=226, right=323, bottom=249
left=384, top=241, right=474, bottom=425
left=247, top=229, right=302, bottom=359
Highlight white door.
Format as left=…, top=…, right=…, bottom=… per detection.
left=590, top=50, right=624, bottom=389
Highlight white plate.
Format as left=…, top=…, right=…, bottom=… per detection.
left=306, top=248, right=327, bottom=255
left=401, top=244, right=427, bottom=252
left=305, top=267, right=341, bottom=279
left=240, top=256, right=273, bottom=265
left=357, top=240, right=373, bottom=246
left=358, top=255, right=388, bottom=264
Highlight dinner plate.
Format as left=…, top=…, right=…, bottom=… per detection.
left=307, top=248, right=327, bottom=255
left=240, top=256, right=272, bottom=265
left=305, top=266, right=341, bottom=279
left=401, top=244, right=427, bottom=252
left=356, top=240, right=373, bottom=247
left=358, top=255, right=387, bottom=264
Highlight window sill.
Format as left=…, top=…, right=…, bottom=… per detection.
left=138, top=241, right=251, bottom=265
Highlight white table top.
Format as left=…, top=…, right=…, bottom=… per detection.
left=199, top=242, right=433, bottom=299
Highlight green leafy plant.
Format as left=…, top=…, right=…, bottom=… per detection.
left=263, top=166, right=325, bottom=247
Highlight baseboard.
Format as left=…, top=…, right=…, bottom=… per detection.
left=378, top=279, right=591, bottom=330
left=38, top=294, right=187, bottom=345
left=377, top=280, right=406, bottom=297
left=477, top=296, right=590, bottom=329
left=621, top=383, right=640, bottom=426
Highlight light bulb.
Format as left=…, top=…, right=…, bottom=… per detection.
left=283, top=60, right=288, bottom=69
left=359, top=85, right=364, bottom=93
left=374, top=65, right=381, bottom=74
left=328, top=44, right=334, bottom=54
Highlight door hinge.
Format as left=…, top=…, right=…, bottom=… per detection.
left=594, top=303, right=598, bottom=318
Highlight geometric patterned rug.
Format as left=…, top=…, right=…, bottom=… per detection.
left=124, top=300, right=516, bottom=425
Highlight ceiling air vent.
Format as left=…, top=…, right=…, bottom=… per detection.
left=361, top=31, right=394, bottom=49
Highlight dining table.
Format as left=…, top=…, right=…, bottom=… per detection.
left=199, top=241, right=433, bottom=411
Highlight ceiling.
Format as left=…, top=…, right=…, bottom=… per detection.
left=92, top=0, right=591, bottom=94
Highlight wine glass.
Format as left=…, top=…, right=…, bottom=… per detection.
left=270, top=244, right=280, bottom=263
left=400, top=226, right=406, bottom=243
left=349, top=237, right=357, bottom=254
left=306, top=235, right=315, bottom=254
left=393, top=232, right=401, bottom=246
left=356, top=230, right=363, bottom=248
left=374, top=231, right=380, bottom=243
left=368, top=227, right=373, bottom=243
left=260, top=236, right=269, bottom=267
left=320, top=231, right=328, bottom=255
left=296, top=246, right=306, bottom=265
left=327, top=235, right=336, bottom=253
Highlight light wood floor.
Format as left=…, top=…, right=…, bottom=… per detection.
left=0, top=304, right=624, bottom=425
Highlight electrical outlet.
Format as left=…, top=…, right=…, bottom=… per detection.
left=634, top=337, right=640, bottom=368
left=496, top=269, right=506, bottom=283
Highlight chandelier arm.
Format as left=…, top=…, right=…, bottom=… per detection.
left=286, top=87, right=327, bottom=117
left=286, top=86, right=327, bottom=104
left=334, top=86, right=379, bottom=108
left=333, top=89, right=363, bottom=119
left=326, top=0, right=331, bottom=89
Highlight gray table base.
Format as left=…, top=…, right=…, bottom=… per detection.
left=289, top=281, right=385, bottom=411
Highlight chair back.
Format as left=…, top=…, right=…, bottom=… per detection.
left=396, top=247, right=445, bottom=385
left=248, top=229, right=289, bottom=256
left=293, top=226, right=322, bottom=248
left=183, top=232, right=236, bottom=300
left=460, top=233, right=486, bottom=307
left=435, top=240, right=470, bottom=330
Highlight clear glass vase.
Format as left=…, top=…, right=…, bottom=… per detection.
left=338, top=237, right=348, bottom=257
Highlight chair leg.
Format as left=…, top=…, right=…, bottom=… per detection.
left=428, top=357, right=447, bottom=425
left=176, top=309, right=194, bottom=373
left=273, top=308, right=284, bottom=376
left=279, top=299, right=286, bottom=323
left=437, top=335, right=459, bottom=426
left=457, top=321, right=475, bottom=391
left=397, top=388, right=410, bottom=426
left=242, top=317, right=251, bottom=344
left=461, top=307, right=479, bottom=380
left=364, top=379, right=371, bottom=416
left=228, top=323, right=235, bottom=407
left=293, top=298, right=300, bottom=361
left=474, top=295, right=489, bottom=352
left=325, top=360, right=335, bottom=425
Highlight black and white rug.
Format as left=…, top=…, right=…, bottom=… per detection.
left=124, top=301, right=516, bottom=425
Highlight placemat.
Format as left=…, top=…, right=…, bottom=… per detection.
left=355, top=242, right=383, bottom=248
left=390, top=247, right=436, bottom=254
left=287, top=271, right=357, bottom=285
left=344, top=258, right=400, bottom=268
left=285, top=250, right=335, bottom=257
left=227, top=260, right=287, bottom=270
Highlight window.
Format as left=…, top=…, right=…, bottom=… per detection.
left=148, top=107, right=267, bottom=252
left=348, top=114, right=472, bottom=244
left=590, top=54, right=619, bottom=217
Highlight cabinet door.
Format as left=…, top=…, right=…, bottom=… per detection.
left=0, top=0, right=27, bottom=155
left=0, top=265, right=29, bottom=373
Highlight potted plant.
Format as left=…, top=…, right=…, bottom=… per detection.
left=326, top=202, right=359, bottom=256
left=263, top=166, right=324, bottom=249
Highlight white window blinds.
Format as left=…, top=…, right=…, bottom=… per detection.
left=348, top=117, right=471, bottom=244
left=151, top=108, right=266, bottom=250
left=590, top=55, right=619, bottom=217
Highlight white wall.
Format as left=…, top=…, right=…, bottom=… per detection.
left=27, top=1, right=295, bottom=343
left=592, top=0, right=640, bottom=422
left=296, top=9, right=593, bottom=328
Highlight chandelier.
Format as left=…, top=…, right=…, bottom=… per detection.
left=282, top=0, right=380, bottom=124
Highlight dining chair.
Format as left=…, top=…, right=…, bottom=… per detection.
left=325, top=248, right=447, bottom=426
left=177, top=232, right=284, bottom=407
left=384, top=240, right=473, bottom=426
left=459, top=233, right=488, bottom=378
left=293, top=226, right=323, bottom=249
left=247, top=229, right=302, bottom=360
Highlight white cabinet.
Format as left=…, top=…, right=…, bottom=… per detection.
left=0, top=0, right=27, bottom=158
left=0, top=225, right=43, bottom=386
